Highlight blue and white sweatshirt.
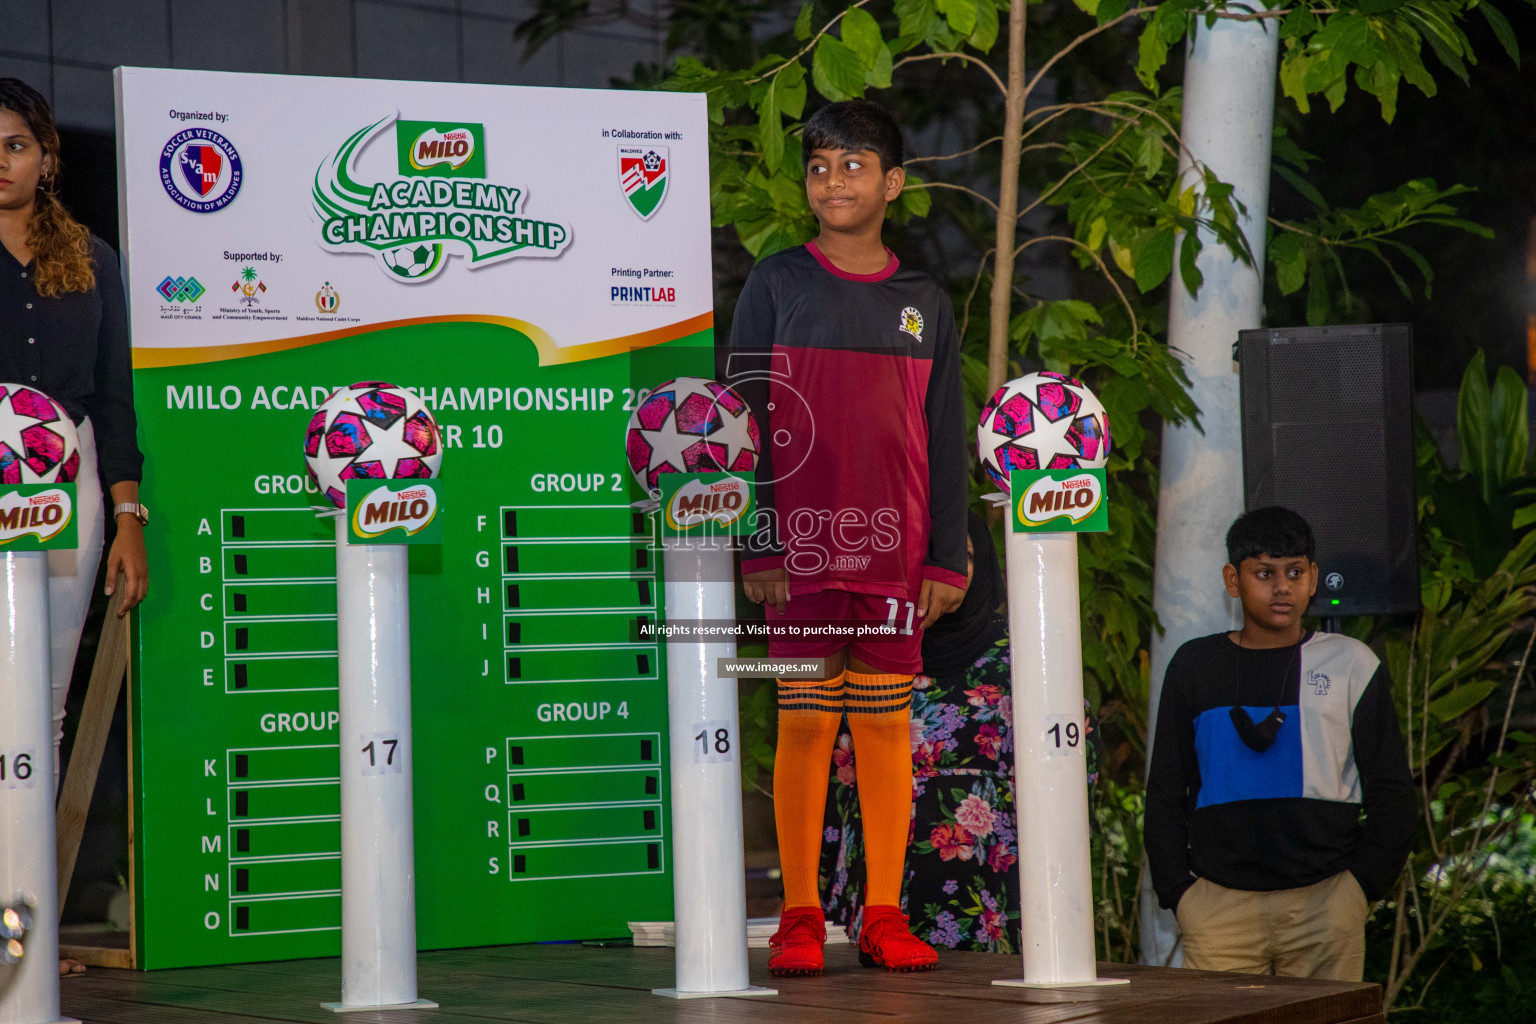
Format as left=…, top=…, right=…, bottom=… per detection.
left=1145, top=631, right=1415, bottom=910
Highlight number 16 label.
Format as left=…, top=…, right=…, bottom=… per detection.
left=692, top=721, right=733, bottom=764
left=1044, top=714, right=1081, bottom=757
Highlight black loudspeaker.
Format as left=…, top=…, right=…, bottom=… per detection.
left=1238, top=324, right=1418, bottom=616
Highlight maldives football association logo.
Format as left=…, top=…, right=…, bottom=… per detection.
left=159, top=128, right=243, bottom=213
left=619, top=146, right=668, bottom=220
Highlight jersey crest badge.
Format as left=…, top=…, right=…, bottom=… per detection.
left=898, top=306, right=924, bottom=343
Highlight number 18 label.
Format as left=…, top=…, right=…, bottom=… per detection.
left=691, top=721, right=733, bottom=764
left=1043, top=714, right=1082, bottom=758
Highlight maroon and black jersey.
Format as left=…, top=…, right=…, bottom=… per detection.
left=729, top=241, right=968, bottom=600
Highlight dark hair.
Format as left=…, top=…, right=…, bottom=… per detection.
left=801, top=100, right=903, bottom=172
left=0, top=78, right=94, bottom=296
left=1226, top=507, right=1316, bottom=566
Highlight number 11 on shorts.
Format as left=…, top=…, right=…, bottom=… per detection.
left=884, top=598, right=916, bottom=635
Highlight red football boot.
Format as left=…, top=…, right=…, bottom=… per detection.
left=857, top=905, right=939, bottom=972
left=767, top=906, right=826, bottom=977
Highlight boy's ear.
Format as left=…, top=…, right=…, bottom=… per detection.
left=1222, top=562, right=1241, bottom=599
left=883, top=164, right=906, bottom=203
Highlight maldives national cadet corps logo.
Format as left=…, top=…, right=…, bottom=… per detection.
left=313, top=115, right=571, bottom=283
left=159, top=128, right=242, bottom=212
left=619, top=146, right=668, bottom=220
left=315, top=282, right=340, bottom=313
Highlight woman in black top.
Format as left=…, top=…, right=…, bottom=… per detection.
left=0, top=79, right=148, bottom=974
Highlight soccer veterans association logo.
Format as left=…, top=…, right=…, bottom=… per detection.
left=314, top=115, right=571, bottom=284
left=159, top=128, right=242, bottom=212
left=898, top=306, right=924, bottom=343
left=618, top=146, right=668, bottom=220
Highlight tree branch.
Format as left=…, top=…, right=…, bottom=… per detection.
left=894, top=51, right=1008, bottom=99
left=1017, top=122, right=1134, bottom=223
left=906, top=136, right=1004, bottom=166
left=1012, top=234, right=1141, bottom=352
left=1021, top=8, right=1158, bottom=110
left=909, top=179, right=1000, bottom=213
left=746, top=0, right=874, bottom=85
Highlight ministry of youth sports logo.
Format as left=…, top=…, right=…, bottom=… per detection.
left=619, top=146, right=668, bottom=220
left=159, top=128, right=243, bottom=213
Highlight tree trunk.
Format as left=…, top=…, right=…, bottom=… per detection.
left=986, top=0, right=1027, bottom=395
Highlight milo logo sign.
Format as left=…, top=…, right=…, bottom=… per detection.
left=399, top=121, right=484, bottom=177
left=346, top=479, right=442, bottom=545
left=659, top=473, right=754, bottom=538
left=0, top=484, right=78, bottom=549
left=1009, top=469, right=1108, bottom=533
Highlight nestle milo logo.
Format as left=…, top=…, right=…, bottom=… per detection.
left=1009, top=469, right=1109, bottom=533
left=0, top=487, right=74, bottom=546
left=353, top=483, right=438, bottom=539
left=398, top=121, right=484, bottom=177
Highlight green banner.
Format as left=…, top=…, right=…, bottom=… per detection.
left=1009, top=468, right=1109, bottom=533
left=346, top=478, right=443, bottom=544
left=656, top=472, right=754, bottom=538
left=0, top=483, right=78, bottom=550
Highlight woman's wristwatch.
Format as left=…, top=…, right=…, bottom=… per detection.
left=113, top=502, right=150, bottom=527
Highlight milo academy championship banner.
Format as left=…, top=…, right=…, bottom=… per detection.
left=116, top=67, right=710, bottom=968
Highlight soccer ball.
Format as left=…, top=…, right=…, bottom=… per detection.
left=303, top=382, right=442, bottom=509
left=378, top=243, right=445, bottom=282
left=0, top=384, right=80, bottom=484
left=624, top=377, right=759, bottom=494
left=976, top=371, right=1110, bottom=491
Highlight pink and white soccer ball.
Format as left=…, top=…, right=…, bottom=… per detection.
left=303, top=382, right=442, bottom=509
left=624, top=377, right=760, bottom=494
left=977, top=371, right=1110, bottom=491
left=0, top=384, right=80, bottom=484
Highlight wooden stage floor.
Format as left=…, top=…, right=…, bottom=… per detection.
left=59, top=943, right=1384, bottom=1024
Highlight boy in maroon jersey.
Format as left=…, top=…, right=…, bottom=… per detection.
left=729, top=101, right=968, bottom=975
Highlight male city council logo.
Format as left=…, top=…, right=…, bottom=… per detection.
left=618, top=146, right=668, bottom=220
left=1016, top=471, right=1103, bottom=526
left=313, top=114, right=571, bottom=284
left=352, top=483, right=438, bottom=539
left=664, top=476, right=749, bottom=532
left=157, top=275, right=205, bottom=303
left=0, top=488, right=73, bottom=547
left=315, top=281, right=340, bottom=313
left=159, top=128, right=242, bottom=212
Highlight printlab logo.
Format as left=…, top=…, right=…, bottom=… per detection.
left=898, top=306, right=924, bottom=343
left=159, top=128, right=242, bottom=212
left=231, top=267, right=267, bottom=306
left=618, top=146, right=668, bottom=220
left=313, top=115, right=572, bottom=284
left=0, top=489, right=73, bottom=546
left=157, top=275, right=205, bottom=303
left=315, top=281, right=340, bottom=313
left=1307, top=669, right=1332, bottom=696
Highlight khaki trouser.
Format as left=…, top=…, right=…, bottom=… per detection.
left=1175, top=872, right=1369, bottom=981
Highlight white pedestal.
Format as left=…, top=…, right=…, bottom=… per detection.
left=651, top=538, right=773, bottom=1000
left=326, top=517, right=434, bottom=1012
left=0, top=551, right=78, bottom=1024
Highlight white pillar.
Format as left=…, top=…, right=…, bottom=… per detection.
left=324, top=517, right=435, bottom=1013
left=993, top=531, right=1124, bottom=990
left=652, top=537, right=773, bottom=1000
left=1143, top=15, right=1280, bottom=967
left=0, top=552, right=75, bottom=1024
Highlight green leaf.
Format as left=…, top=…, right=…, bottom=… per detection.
left=895, top=0, right=938, bottom=39
left=1136, top=23, right=1171, bottom=90
left=1177, top=232, right=1203, bottom=295
left=841, top=7, right=885, bottom=68
left=757, top=83, right=784, bottom=173
left=936, top=0, right=978, bottom=38
left=1481, top=4, right=1521, bottom=66
left=1132, top=226, right=1176, bottom=293
left=794, top=2, right=814, bottom=42
left=1270, top=231, right=1308, bottom=296
left=1427, top=679, right=1500, bottom=723
left=1274, top=163, right=1328, bottom=212
left=1305, top=260, right=1330, bottom=325
left=1458, top=349, right=1493, bottom=484
left=812, top=35, right=867, bottom=101
left=866, top=43, right=894, bottom=88
left=968, top=0, right=999, bottom=51
left=1512, top=504, right=1536, bottom=531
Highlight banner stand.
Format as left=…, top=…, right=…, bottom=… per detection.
left=643, top=501, right=773, bottom=1001
left=321, top=510, right=436, bottom=1014
left=0, top=549, right=78, bottom=1024
left=984, top=489, right=1127, bottom=990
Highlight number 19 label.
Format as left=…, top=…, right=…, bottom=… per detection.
left=1044, top=715, right=1081, bottom=758
left=360, top=732, right=402, bottom=776
left=692, top=721, right=732, bottom=764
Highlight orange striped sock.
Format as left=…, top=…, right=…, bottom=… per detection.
left=844, top=671, right=914, bottom=909
left=773, top=671, right=845, bottom=910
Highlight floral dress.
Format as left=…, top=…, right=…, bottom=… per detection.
left=818, top=627, right=1100, bottom=952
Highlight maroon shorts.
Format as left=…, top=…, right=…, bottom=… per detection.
left=765, top=589, right=923, bottom=674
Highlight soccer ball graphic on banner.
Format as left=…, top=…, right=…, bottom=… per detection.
left=379, top=243, right=446, bottom=282
left=977, top=371, right=1110, bottom=491
left=303, top=382, right=442, bottom=509
left=0, top=384, right=81, bottom=484
left=624, top=377, right=760, bottom=494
